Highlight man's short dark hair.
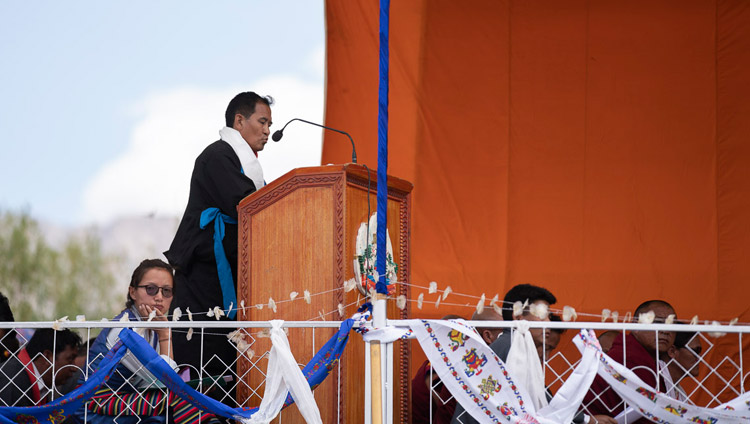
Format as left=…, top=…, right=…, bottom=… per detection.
left=25, top=329, right=81, bottom=359
left=674, top=330, right=697, bottom=349
left=502, top=284, right=557, bottom=321
left=225, top=92, right=274, bottom=127
left=634, top=299, right=674, bottom=320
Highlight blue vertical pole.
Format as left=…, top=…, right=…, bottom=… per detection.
left=375, top=0, right=390, bottom=296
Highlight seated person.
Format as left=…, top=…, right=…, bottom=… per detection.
left=451, top=283, right=558, bottom=424
left=77, top=259, right=218, bottom=424
left=661, top=330, right=701, bottom=403
left=0, top=292, right=20, bottom=364
left=583, top=300, right=677, bottom=424
left=473, top=308, right=504, bottom=346
left=0, top=327, right=80, bottom=406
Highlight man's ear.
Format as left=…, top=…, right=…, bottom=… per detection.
left=666, top=344, right=678, bottom=359
left=480, top=329, right=493, bottom=344
left=233, top=113, right=245, bottom=129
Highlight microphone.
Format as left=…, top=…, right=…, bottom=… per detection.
left=272, top=118, right=357, bottom=164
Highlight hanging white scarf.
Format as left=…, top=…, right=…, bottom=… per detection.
left=505, top=321, right=548, bottom=411
left=219, top=126, right=265, bottom=191
left=241, top=320, right=322, bottom=424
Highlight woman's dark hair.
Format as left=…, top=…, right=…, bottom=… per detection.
left=125, top=259, right=174, bottom=308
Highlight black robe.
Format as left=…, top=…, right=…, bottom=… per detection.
left=165, top=139, right=257, bottom=379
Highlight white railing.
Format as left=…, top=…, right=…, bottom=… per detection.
left=1, top=319, right=749, bottom=423
left=400, top=319, right=750, bottom=424
left=0, top=320, right=347, bottom=423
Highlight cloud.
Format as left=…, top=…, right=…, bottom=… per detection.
left=82, top=76, right=324, bottom=224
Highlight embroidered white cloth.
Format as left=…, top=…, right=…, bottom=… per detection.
left=219, top=126, right=265, bottom=191
left=537, top=330, right=600, bottom=424
left=410, top=319, right=536, bottom=422
left=358, top=319, right=601, bottom=423
left=240, top=320, right=322, bottom=424
left=360, top=319, right=750, bottom=423
left=575, top=333, right=750, bottom=423
left=407, top=320, right=601, bottom=424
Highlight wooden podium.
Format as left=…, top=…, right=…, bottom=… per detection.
left=236, top=164, right=413, bottom=423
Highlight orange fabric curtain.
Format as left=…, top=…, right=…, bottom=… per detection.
left=324, top=0, right=750, bottom=403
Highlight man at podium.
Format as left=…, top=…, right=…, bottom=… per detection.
left=165, top=91, right=273, bottom=381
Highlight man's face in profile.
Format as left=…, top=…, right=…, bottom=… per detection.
left=235, top=101, right=272, bottom=153
left=520, top=300, right=551, bottom=353
left=672, top=337, right=702, bottom=378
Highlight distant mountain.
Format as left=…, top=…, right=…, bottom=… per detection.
left=38, top=215, right=180, bottom=312
left=96, top=215, right=180, bottom=279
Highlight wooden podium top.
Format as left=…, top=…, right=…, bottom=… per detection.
left=239, top=164, right=413, bottom=211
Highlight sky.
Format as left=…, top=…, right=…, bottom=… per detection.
left=0, top=1, right=326, bottom=226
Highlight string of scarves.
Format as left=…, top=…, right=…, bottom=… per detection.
left=0, top=319, right=354, bottom=424
left=574, top=332, right=750, bottom=424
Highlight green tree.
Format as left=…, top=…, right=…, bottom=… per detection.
left=0, top=209, right=121, bottom=321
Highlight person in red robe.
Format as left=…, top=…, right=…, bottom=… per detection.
left=583, top=300, right=676, bottom=424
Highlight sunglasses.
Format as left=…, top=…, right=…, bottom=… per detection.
left=137, top=284, right=173, bottom=298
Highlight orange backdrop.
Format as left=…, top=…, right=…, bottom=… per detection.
left=322, top=0, right=750, bottom=401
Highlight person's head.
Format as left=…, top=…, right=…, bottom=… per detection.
left=535, top=313, right=565, bottom=360
left=502, top=284, right=557, bottom=321
left=126, top=259, right=175, bottom=318
left=25, top=328, right=81, bottom=387
left=0, top=292, right=19, bottom=363
left=471, top=308, right=503, bottom=345
left=225, top=91, right=274, bottom=153
left=667, top=331, right=702, bottom=380
left=598, top=330, right=620, bottom=353
left=631, top=300, right=676, bottom=355
left=503, top=284, right=557, bottom=353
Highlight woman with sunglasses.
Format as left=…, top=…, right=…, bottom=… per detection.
left=78, top=259, right=218, bottom=424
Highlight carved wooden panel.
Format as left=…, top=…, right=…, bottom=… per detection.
left=237, top=165, right=412, bottom=423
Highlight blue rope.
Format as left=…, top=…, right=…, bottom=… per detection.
left=376, top=0, right=390, bottom=295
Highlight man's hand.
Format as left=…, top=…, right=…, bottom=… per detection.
left=590, top=415, right=617, bottom=424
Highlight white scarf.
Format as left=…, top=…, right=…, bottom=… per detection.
left=219, top=126, right=265, bottom=191
left=506, top=321, right=548, bottom=411
left=241, top=320, right=322, bottom=424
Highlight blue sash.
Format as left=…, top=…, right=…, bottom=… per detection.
left=200, top=207, right=238, bottom=319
